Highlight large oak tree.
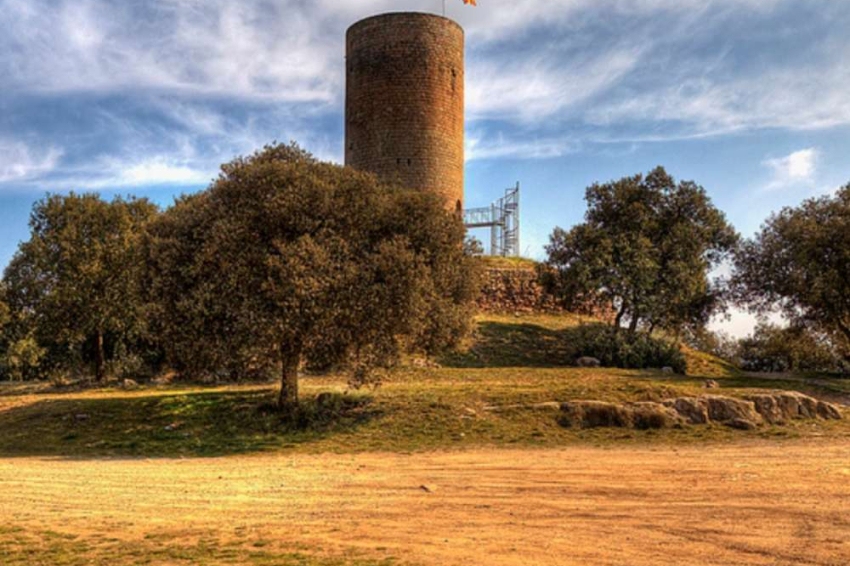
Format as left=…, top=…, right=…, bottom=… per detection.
left=545, top=167, right=738, bottom=335
left=733, top=184, right=850, bottom=361
left=2, top=194, right=158, bottom=381
left=148, top=144, right=478, bottom=410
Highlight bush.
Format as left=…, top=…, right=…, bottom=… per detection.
left=570, top=324, right=687, bottom=374
left=736, top=323, right=847, bottom=373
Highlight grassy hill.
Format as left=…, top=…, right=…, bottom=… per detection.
left=0, top=312, right=846, bottom=458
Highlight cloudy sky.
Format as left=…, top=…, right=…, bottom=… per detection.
left=2, top=0, right=849, bottom=336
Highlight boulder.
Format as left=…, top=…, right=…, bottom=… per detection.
left=663, top=397, right=709, bottom=424
left=559, top=401, right=631, bottom=428
left=817, top=401, right=842, bottom=420
left=661, top=367, right=674, bottom=374
left=122, top=379, right=139, bottom=390
left=745, top=394, right=787, bottom=424
left=703, top=395, right=762, bottom=425
left=774, top=391, right=819, bottom=419
left=630, top=402, right=682, bottom=429
left=746, top=391, right=838, bottom=422
left=726, top=418, right=758, bottom=431
left=704, top=379, right=719, bottom=389
left=576, top=357, right=601, bottom=368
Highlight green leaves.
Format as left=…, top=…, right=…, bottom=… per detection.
left=2, top=193, right=159, bottom=381
left=545, top=167, right=738, bottom=335
left=148, top=143, right=478, bottom=403
left=733, top=184, right=850, bottom=360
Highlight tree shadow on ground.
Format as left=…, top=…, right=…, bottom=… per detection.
left=440, top=322, right=579, bottom=368
left=0, top=390, right=378, bottom=459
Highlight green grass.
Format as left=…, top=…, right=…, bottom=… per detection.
left=0, top=313, right=846, bottom=458
left=0, top=525, right=399, bottom=566
left=476, top=255, right=539, bottom=270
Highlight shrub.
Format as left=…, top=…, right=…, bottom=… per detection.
left=570, top=324, right=687, bottom=374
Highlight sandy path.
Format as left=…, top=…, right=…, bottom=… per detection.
left=1, top=441, right=849, bottom=565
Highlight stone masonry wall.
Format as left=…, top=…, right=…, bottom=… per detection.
left=345, top=13, right=465, bottom=212
left=477, top=267, right=560, bottom=313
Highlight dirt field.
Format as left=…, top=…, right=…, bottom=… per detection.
left=2, top=440, right=849, bottom=565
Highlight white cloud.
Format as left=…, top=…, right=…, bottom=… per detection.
left=763, top=148, right=818, bottom=189
left=115, top=160, right=211, bottom=187
left=466, top=132, right=580, bottom=161
left=467, top=47, right=643, bottom=123
left=0, top=141, right=63, bottom=183
left=1, top=0, right=849, bottom=167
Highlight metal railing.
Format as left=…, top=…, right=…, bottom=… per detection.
left=463, top=183, right=520, bottom=257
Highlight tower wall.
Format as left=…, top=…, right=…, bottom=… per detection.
left=345, top=12, right=464, bottom=211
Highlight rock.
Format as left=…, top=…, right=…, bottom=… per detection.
left=576, top=357, right=601, bottom=368
left=816, top=401, right=842, bottom=420
left=560, top=401, right=631, bottom=428
left=661, top=367, right=674, bottom=374
left=630, top=402, right=682, bottom=429
left=703, top=395, right=763, bottom=425
left=462, top=407, right=478, bottom=417
left=529, top=402, right=562, bottom=410
left=726, top=418, right=758, bottom=431
left=704, top=379, right=719, bottom=389
left=735, top=392, right=841, bottom=424
left=411, top=358, right=440, bottom=369
left=663, top=397, right=709, bottom=424
left=745, top=394, right=787, bottom=425
left=774, top=391, right=819, bottom=419
left=122, top=379, right=139, bottom=390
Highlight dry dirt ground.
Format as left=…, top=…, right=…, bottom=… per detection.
left=2, top=440, right=849, bottom=565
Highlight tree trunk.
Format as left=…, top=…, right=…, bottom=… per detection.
left=277, top=351, right=300, bottom=412
left=614, top=303, right=627, bottom=329
left=628, top=311, right=640, bottom=334
left=95, top=330, right=105, bottom=382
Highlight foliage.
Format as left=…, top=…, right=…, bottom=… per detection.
left=0, top=285, right=9, bottom=331
left=1, top=335, right=45, bottom=381
left=733, top=185, right=850, bottom=361
left=570, top=324, right=688, bottom=374
left=682, top=327, right=738, bottom=363
left=1, top=193, right=159, bottom=381
left=464, top=235, right=484, bottom=257
left=148, top=143, right=478, bottom=408
left=544, top=167, right=738, bottom=335
left=735, top=323, right=847, bottom=373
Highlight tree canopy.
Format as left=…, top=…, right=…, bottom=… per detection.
left=2, top=193, right=158, bottom=381
left=733, top=184, right=850, bottom=361
left=545, top=167, right=738, bottom=334
left=148, top=143, right=478, bottom=409
left=735, top=323, right=845, bottom=373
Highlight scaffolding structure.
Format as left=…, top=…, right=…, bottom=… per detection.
left=463, top=183, right=520, bottom=257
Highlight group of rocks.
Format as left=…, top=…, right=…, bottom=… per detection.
left=559, top=391, right=842, bottom=431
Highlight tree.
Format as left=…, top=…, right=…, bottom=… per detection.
left=735, top=323, right=845, bottom=373
left=2, top=194, right=158, bottom=381
left=733, top=185, right=850, bottom=361
left=148, top=143, right=478, bottom=410
left=0, top=285, right=8, bottom=336
left=545, top=167, right=738, bottom=335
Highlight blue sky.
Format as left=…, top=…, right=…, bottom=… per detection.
left=2, top=0, right=849, bottom=336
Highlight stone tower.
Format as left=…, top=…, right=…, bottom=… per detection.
left=345, top=12, right=465, bottom=212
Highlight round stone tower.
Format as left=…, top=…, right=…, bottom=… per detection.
left=345, top=12, right=464, bottom=212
